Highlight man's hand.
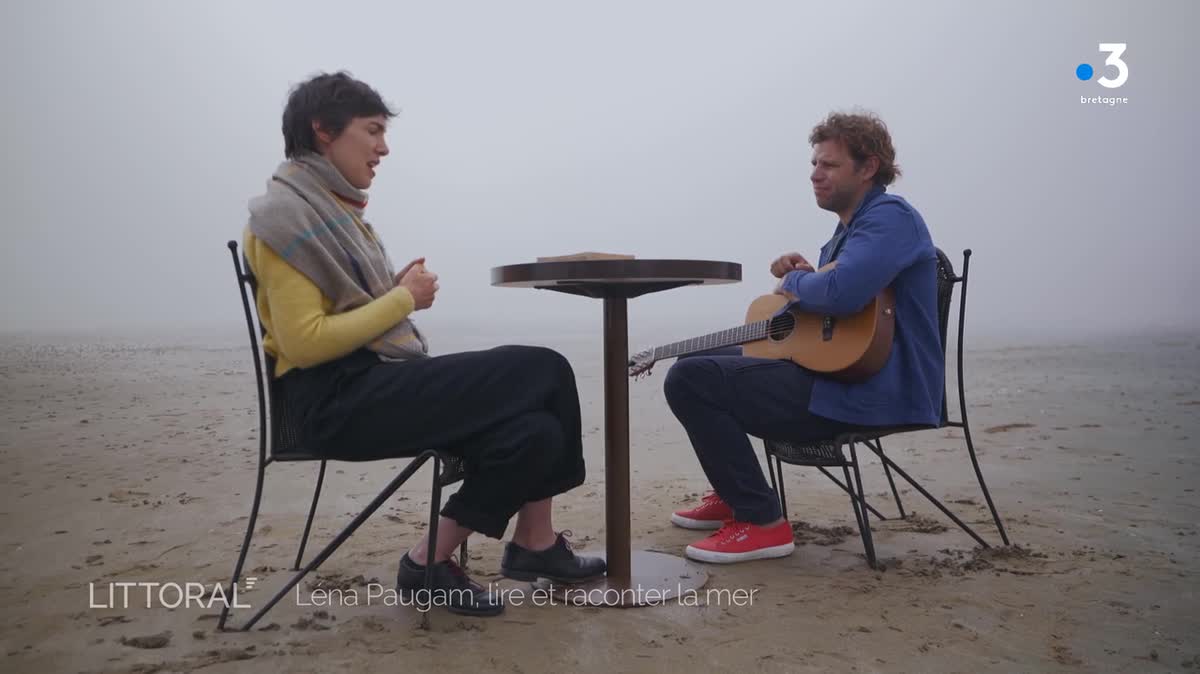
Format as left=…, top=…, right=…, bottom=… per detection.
left=398, top=259, right=438, bottom=310
left=770, top=252, right=814, bottom=278
left=773, top=276, right=797, bottom=299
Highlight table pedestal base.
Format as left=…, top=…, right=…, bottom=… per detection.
left=532, top=550, right=708, bottom=607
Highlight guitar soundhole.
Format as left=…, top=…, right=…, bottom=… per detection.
left=767, top=312, right=795, bottom=341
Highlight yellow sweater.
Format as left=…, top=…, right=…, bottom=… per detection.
left=242, top=229, right=415, bottom=377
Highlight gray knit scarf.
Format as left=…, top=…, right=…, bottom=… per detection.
left=246, top=152, right=428, bottom=361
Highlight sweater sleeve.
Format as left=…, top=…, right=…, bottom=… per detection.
left=779, top=201, right=920, bottom=316
left=244, top=233, right=416, bottom=368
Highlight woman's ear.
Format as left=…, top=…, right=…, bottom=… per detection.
left=311, top=120, right=334, bottom=147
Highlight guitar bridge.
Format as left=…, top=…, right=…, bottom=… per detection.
left=822, top=316, right=834, bottom=341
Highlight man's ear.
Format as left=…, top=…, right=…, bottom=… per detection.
left=859, top=156, right=880, bottom=183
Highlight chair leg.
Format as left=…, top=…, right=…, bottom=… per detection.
left=774, top=456, right=789, bottom=522
left=874, top=440, right=907, bottom=519
left=848, top=442, right=878, bottom=569
left=293, top=461, right=327, bottom=571
left=841, top=464, right=868, bottom=536
left=765, top=445, right=779, bottom=495
left=962, top=421, right=1011, bottom=546
left=819, top=466, right=888, bottom=521
left=764, top=445, right=784, bottom=520
left=228, top=452, right=438, bottom=631
left=459, top=540, right=469, bottom=572
left=218, top=461, right=268, bottom=632
left=420, top=455, right=445, bottom=631
left=869, top=447, right=990, bottom=549
left=955, top=267, right=1011, bottom=546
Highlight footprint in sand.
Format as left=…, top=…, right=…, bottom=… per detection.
left=982, top=423, right=1035, bottom=434
left=107, top=489, right=151, bottom=504
left=118, top=631, right=172, bottom=649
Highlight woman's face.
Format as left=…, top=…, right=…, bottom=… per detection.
left=315, top=114, right=390, bottom=190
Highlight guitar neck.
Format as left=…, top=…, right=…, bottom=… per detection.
left=653, top=319, right=773, bottom=362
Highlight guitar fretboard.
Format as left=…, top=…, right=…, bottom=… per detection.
left=654, top=318, right=775, bottom=361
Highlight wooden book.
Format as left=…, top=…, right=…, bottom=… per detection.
left=536, top=252, right=636, bottom=262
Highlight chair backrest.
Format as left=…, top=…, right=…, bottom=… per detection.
left=933, top=248, right=955, bottom=356
left=263, top=353, right=307, bottom=456
left=227, top=240, right=308, bottom=460
left=933, top=248, right=971, bottom=427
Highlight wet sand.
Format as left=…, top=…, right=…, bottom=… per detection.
left=1, top=329, right=1197, bottom=673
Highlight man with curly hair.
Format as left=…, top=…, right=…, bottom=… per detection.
left=664, top=111, right=943, bottom=564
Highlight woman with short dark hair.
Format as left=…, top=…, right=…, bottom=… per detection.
left=242, top=71, right=605, bottom=617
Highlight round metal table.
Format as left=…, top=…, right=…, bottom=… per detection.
left=492, top=258, right=741, bottom=605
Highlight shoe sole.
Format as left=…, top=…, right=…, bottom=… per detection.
left=684, top=541, right=796, bottom=564
left=670, top=513, right=725, bottom=530
left=500, top=568, right=606, bottom=585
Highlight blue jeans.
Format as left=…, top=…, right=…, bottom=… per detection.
left=664, top=347, right=856, bottom=525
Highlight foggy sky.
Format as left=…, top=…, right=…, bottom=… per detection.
left=2, top=0, right=1197, bottom=346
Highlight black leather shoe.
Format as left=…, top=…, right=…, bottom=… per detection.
left=500, top=531, right=607, bottom=584
left=396, top=553, right=504, bottom=617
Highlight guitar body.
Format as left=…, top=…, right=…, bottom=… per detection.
left=628, top=261, right=898, bottom=383
left=741, top=290, right=896, bottom=382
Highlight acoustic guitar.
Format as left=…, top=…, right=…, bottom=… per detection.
left=628, top=266, right=895, bottom=383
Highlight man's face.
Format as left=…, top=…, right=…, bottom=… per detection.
left=810, top=139, right=870, bottom=215
left=316, top=114, right=390, bottom=190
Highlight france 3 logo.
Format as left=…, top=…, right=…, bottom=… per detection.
left=1077, top=43, right=1129, bottom=106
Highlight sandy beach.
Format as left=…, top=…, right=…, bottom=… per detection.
left=1, top=328, right=1197, bottom=673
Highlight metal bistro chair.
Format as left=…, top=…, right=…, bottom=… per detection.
left=763, top=248, right=1011, bottom=569
left=218, top=240, right=469, bottom=631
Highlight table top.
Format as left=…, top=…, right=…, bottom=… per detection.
left=491, top=258, right=742, bottom=299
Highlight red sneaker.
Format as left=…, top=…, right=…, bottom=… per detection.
left=685, top=520, right=795, bottom=564
left=671, top=491, right=733, bottom=530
